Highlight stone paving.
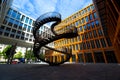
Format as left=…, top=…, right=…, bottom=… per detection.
left=0, top=63, right=120, bottom=80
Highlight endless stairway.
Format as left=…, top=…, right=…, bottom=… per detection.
left=33, top=12, right=78, bottom=66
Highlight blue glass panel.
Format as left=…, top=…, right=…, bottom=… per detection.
left=91, top=22, right=95, bottom=28
left=91, top=5, right=95, bottom=10
left=88, top=7, right=90, bottom=12
left=79, top=26, right=83, bottom=31
left=96, top=20, right=99, bottom=25
left=3, top=16, right=9, bottom=24
left=86, top=16, right=89, bottom=22
left=87, top=24, right=90, bottom=30
left=94, top=12, right=97, bottom=19
left=84, top=25, right=87, bottom=30
left=27, top=26, right=31, bottom=32
left=19, top=22, right=23, bottom=30
left=25, top=17, right=29, bottom=23
left=8, top=18, right=14, bottom=26
left=98, top=29, right=103, bottom=36
left=16, top=13, right=21, bottom=20
left=7, top=8, right=12, bottom=16
left=29, top=19, right=32, bottom=25
left=11, top=10, right=17, bottom=18
left=14, top=20, right=19, bottom=25
left=21, top=15, right=25, bottom=21
left=90, top=14, right=92, bottom=20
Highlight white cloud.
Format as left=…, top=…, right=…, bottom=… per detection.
left=12, top=0, right=93, bottom=19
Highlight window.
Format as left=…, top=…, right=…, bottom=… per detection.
left=100, top=38, right=106, bottom=47
left=91, top=5, right=95, bottom=10
left=78, top=54, right=84, bottom=63
left=79, top=26, right=83, bottom=32
left=19, top=22, right=23, bottom=30
left=10, top=34, right=15, bottom=38
left=83, top=25, right=87, bottom=31
left=85, top=33, right=88, bottom=40
left=16, top=13, right=21, bottom=20
left=79, top=43, right=83, bottom=50
left=93, top=12, right=97, bottom=19
left=95, top=20, right=99, bottom=27
left=87, top=7, right=90, bottom=12
left=72, top=55, right=76, bottom=62
left=3, top=16, right=9, bottom=24
left=83, top=42, right=86, bottom=50
left=87, top=24, right=90, bottom=30
left=26, top=33, right=29, bottom=37
left=94, top=52, right=105, bottom=63
left=81, top=18, right=85, bottom=24
left=78, top=20, right=81, bottom=25
left=25, top=37, right=28, bottom=40
left=21, top=32, right=25, bottom=36
left=81, top=34, right=84, bottom=40
left=0, top=25, right=5, bottom=31
left=11, top=10, right=17, bottom=18
left=76, top=44, right=79, bottom=50
left=89, top=31, right=93, bottom=38
left=25, top=17, right=29, bottom=23
left=17, top=31, right=21, bottom=35
left=32, top=21, right=35, bottom=26
left=85, top=16, right=89, bottom=22
left=81, top=10, right=84, bottom=15
left=0, top=25, right=5, bottom=35
left=98, top=29, right=103, bottom=36
left=7, top=8, right=12, bottom=16
left=105, top=51, right=117, bottom=63
left=84, top=9, right=87, bottom=13
left=21, top=15, right=25, bottom=21
left=93, top=30, right=97, bottom=37
left=23, top=24, right=27, bottom=31
left=95, top=39, right=101, bottom=48
left=27, top=26, right=31, bottom=32
left=11, top=29, right=16, bottom=34
left=90, top=40, right=95, bottom=48
left=31, top=27, right=33, bottom=33
left=84, top=53, right=93, bottom=63
left=86, top=41, right=90, bottom=49
left=75, top=21, right=79, bottom=26
left=13, top=20, right=19, bottom=28
left=106, top=37, right=112, bottom=46
left=5, top=27, right=11, bottom=32
left=77, top=36, right=81, bottom=41
left=91, top=22, right=95, bottom=28
left=16, top=35, right=20, bottom=39
left=8, top=18, right=14, bottom=26
left=4, top=32, right=9, bottom=36
left=89, top=14, right=92, bottom=20
left=29, top=19, right=32, bottom=25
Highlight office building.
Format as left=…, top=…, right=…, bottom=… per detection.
left=93, top=0, right=120, bottom=63
left=0, top=0, right=13, bottom=24
left=48, top=4, right=118, bottom=63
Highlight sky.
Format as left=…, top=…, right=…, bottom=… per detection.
left=12, top=0, right=93, bottom=20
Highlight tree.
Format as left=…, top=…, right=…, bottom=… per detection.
left=0, top=51, right=3, bottom=59
left=14, top=51, right=23, bottom=59
left=25, top=50, right=35, bottom=62
left=2, top=45, right=12, bottom=60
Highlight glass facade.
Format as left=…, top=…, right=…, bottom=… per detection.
left=0, top=8, right=35, bottom=42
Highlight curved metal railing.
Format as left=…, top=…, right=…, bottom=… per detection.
left=33, top=12, right=78, bottom=66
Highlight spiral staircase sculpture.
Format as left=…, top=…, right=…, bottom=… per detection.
left=33, top=12, right=78, bottom=66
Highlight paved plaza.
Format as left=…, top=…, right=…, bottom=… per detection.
left=0, top=63, right=120, bottom=80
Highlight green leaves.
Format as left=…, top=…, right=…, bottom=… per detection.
left=13, top=51, right=23, bottom=59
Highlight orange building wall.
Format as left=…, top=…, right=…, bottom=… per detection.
left=46, top=4, right=118, bottom=64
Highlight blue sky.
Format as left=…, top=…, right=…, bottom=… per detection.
left=12, top=0, right=93, bottom=20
